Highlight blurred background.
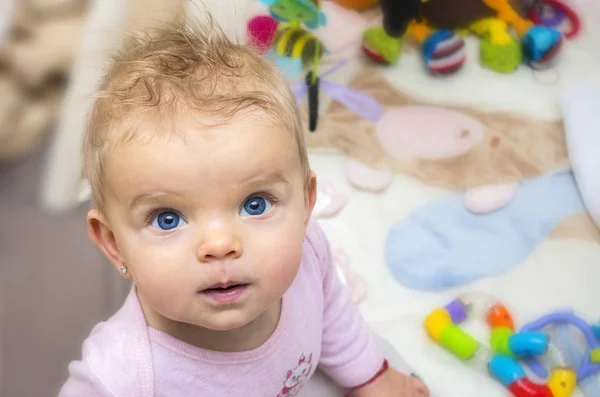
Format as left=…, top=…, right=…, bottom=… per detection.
left=0, top=1, right=132, bottom=396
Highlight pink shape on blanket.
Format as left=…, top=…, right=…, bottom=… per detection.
left=313, top=180, right=348, bottom=218
left=464, top=182, right=519, bottom=214
left=345, top=159, right=393, bottom=192
left=375, top=106, right=485, bottom=160
left=318, top=1, right=369, bottom=61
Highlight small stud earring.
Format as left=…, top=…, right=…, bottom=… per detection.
left=120, top=266, right=128, bottom=274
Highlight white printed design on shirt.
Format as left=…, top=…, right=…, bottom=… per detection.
left=275, top=353, right=313, bottom=397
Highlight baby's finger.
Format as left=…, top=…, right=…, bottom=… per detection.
left=412, top=377, right=429, bottom=397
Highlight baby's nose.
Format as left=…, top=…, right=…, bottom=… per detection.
left=196, top=229, right=242, bottom=262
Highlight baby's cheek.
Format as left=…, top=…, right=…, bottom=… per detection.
left=127, top=246, right=176, bottom=280
left=134, top=261, right=194, bottom=322
left=123, top=238, right=190, bottom=295
left=260, top=229, right=304, bottom=291
left=124, top=228, right=187, bottom=268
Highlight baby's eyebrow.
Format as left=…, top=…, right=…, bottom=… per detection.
left=128, top=192, right=182, bottom=210
left=238, top=172, right=290, bottom=190
left=127, top=173, right=290, bottom=209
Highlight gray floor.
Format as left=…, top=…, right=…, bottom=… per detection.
left=0, top=139, right=130, bottom=397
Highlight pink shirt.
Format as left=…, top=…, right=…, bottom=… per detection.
left=59, top=221, right=384, bottom=397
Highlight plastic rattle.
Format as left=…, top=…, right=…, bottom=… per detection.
left=424, top=293, right=599, bottom=397
left=520, top=312, right=600, bottom=382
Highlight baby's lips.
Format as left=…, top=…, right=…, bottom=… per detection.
left=198, top=280, right=250, bottom=292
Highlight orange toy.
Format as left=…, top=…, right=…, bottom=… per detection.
left=333, top=0, right=379, bottom=11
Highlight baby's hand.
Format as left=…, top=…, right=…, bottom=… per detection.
left=349, top=368, right=429, bottom=397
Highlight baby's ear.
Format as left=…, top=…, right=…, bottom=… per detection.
left=87, top=209, right=129, bottom=278
left=304, top=172, right=317, bottom=228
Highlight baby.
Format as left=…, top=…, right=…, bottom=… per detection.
left=58, top=14, right=429, bottom=397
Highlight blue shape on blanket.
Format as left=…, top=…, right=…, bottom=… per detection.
left=385, top=170, right=585, bottom=291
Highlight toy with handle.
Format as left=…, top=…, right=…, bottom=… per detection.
left=424, top=293, right=600, bottom=397
left=520, top=313, right=600, bottom=382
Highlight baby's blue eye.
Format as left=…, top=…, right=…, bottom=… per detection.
left=151, top=211, right=186, bottom=231
left=240, top=196, right=272, bottom=217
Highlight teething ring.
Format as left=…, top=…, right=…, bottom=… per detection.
left=520, top=312, right=600, bottom=382
left=529, top=0, right=581, bottom=39
left=424, top=293, right=578, bottom=397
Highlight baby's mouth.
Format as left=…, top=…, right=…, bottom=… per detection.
left=201, top=281, right=248, bottom=292
left=202, top=282, right=247, bottom=292
left=200, top=283, right=250, bottom=304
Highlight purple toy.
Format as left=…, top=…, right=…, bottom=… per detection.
left=289, top=60, right=383, bottom=132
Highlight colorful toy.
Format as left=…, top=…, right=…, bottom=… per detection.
left=250, top=1, right=381, bottom=131
left=289, top=60, right=382, bottom=131
left=261, top=0, right=327, bottom=29
left=528, top=0, right=581, bottom=39
left=248, top=0, right=329, bottom=78
left=247, top=15, right=280, bottom=54
left=247, top=15, right=327, bottom=76
left=521, top=313, right=600, bottom=382
left=332, top=0, right=380, bottom=11
left=425, top=293, right=600, bottom=397
left=273, top=25, right=326, bottom=64
left=551, top=318, right=600, bottom=396
left=363, top=0, right=569, bottom=74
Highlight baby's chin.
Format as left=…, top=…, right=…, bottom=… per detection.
left=194, top=311, right=257, bottom=332
left=190, top=301, right=278, bottom=333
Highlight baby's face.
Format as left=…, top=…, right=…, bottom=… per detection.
left=97, top=112, right=315, bottom=331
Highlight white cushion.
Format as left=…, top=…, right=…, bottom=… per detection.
left=562, top=85, right=600, bottom=229
left=0, top=0, right=14, bottom=45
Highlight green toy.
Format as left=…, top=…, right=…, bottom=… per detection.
left=260, top=0, right=327, bottom=30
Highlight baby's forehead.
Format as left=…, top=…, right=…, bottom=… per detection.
left=101, top=112, right=304, bottom=207
left=106, top=105, right=294, bottom=150
left=106, top=109, right=298, bottom=166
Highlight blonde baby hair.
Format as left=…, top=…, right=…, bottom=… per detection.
left=83, top=12, right=309, bottom=214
